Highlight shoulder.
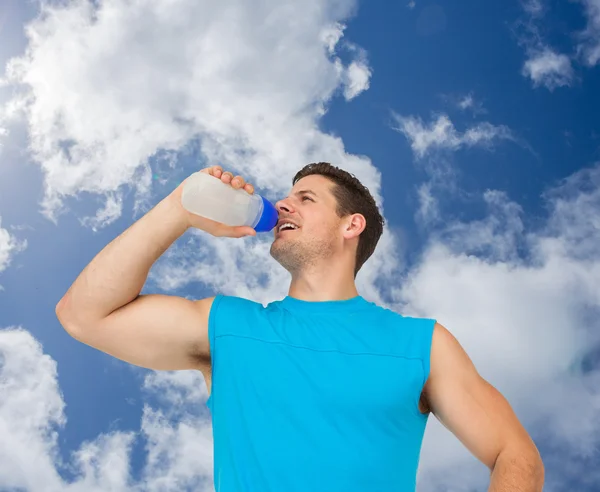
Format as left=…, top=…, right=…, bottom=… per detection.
left=207, top=294, right=273, bottom=335
left=430, top=322, right=469, bottom=365
left=371, top=301, right=437, bottom=335
left=424, top=321, right=475, bottom=392
left=209, top=294, right=267, bottom=313
left=358, top=302, right=438, bottom=350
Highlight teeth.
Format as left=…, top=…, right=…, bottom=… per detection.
left=278, top=223, right=298, bottom=232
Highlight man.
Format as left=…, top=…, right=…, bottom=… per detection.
left=56, top=162, right=544, bottom=491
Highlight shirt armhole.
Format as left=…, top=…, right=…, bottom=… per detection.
left=206, top=294, right=225, bottom=410
left=421, top=319, right=436, bottom=390
left=416, top=318, right=436, bottom=419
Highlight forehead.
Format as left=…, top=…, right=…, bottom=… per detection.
left=290, top=174, right=335, bottom=197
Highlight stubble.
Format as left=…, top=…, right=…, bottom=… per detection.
left=270, top=233, right=336, bottom=275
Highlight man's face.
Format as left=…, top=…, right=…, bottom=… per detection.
left=269, top=174, right=345, bottom=274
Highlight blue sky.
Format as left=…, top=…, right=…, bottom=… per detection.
left=1, top=0, right=599, bottom=490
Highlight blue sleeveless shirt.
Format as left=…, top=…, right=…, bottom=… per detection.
left=207, top=294, right=436, bottom=492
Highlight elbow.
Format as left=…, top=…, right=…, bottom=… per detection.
left=526, top=441, right=545, bottom=486
left=55, top=291, right=72, bottom=319
left=55, top=295, right=69, bottom=325
left=56, top=294, right=107, bottom=341
left=55, top=295, right=84, bottom=338
left=56, top=299, right=75, bottom=336
left=493, top=443, right=545, bottom=491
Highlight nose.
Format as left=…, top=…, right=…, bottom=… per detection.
left=275, top=196, right=295, bottom=215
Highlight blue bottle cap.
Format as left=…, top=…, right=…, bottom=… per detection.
left=254, top=195, right=279, bottom=232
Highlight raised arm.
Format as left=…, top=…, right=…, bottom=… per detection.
left=422, top=323, right=545, bottom=491
left=55, top=166, right=256, bottom=379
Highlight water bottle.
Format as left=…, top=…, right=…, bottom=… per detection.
left=181, top=171, right=279, bottom=232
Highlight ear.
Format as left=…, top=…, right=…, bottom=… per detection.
left=342, top=213, right=366, bottom=240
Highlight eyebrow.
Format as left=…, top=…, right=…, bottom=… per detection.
left=294, top=189, right=318, bottom=198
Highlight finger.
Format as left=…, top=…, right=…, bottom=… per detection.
left=202, top=165, right=222, bottom=177
left=230, top=226, right=256, bottom=238
left=244, top=183, right=254, bottom=194
left=212, top=223, right=256, bottom=238
left=221, top=171, right=234, bottom=184
left=231, top=175, right=245, bottom=189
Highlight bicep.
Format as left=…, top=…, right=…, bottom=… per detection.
left=61, top=294, right=214, bottom=372
left=424, top=323, right=533, bottom=469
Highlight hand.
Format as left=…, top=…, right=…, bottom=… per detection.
left=170, top=165, right=258, bottom=238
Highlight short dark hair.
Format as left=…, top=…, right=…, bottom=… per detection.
left=293, top=162, right=385, bottom=277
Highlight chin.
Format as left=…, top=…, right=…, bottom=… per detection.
left=270, top=240, right=298, bottom=267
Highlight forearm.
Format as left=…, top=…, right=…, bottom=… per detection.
left=57, top=193, right=189, bottom=322
left=489, top=448, right=544, bottom=492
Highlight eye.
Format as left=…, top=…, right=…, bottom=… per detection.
left=301, top=196, right=313, bottom=202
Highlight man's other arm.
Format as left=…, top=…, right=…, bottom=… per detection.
left=422, top=323, right=545, bottom=492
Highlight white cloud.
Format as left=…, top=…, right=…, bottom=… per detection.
left=457, top=94, right=474, bottom=110
left=455, top=93, right=486, bottom=116
left=392, top=113, right=514, bottom=159
left=522, top=0, right=544, bottom=17
left=0, top=109, right=9, bottom=150
left=517, top=1, right=600, bottom=83
left=321, top=22, right=346, bottom=55
left=68, top=432, right=136, bottom=491
left=0, top=327, right=214, bottom=492
left=0, top=215, right=27, bottom=280
left=79, top=192, right=124, bottom=232
left=343, top=59, right=371, bottom=100
left=4, top=0, right=375, bottom=226
left=0, top=327, right=69, bottom=492
left=140, top=372, right=214, bottom=492
left=522, top=48, right=574, bottom=90
left=407, top=1, right=416, bottom=10
left=577, top=0, right=600, bottom=66
left=516, top=2, right=577, bottom=91
left=415, top=182, right=440, bottom=227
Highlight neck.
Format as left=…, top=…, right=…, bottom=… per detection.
left=287, top=259, right=359, bottom=302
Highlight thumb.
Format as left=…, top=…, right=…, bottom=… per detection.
left=232, top=226, right=257, bottom=238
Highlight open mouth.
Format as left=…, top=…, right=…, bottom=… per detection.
left=276, top=222, right=300, bottom=235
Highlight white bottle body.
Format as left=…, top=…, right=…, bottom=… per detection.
left=181, top=171, right=264, bottom=227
